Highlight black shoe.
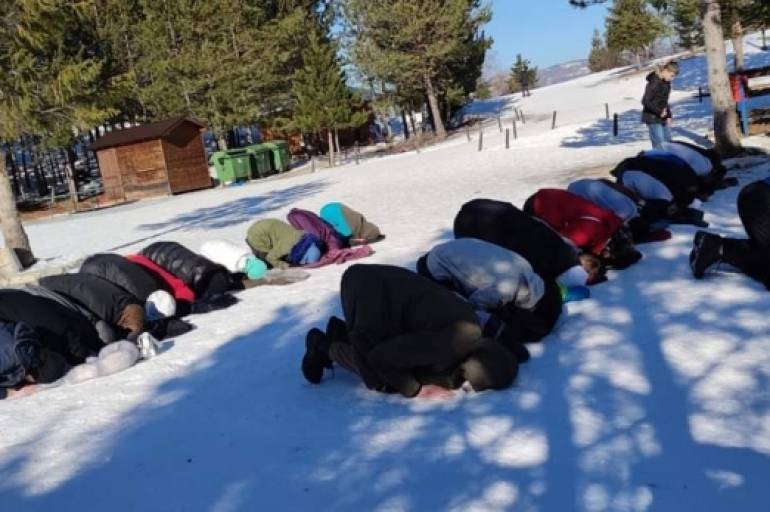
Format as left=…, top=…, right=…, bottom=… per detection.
left=690, top=231, right=722, bottom=279
left=325, top=316, right=348, bottom=344
left=302, top=328, right=332, bottom=384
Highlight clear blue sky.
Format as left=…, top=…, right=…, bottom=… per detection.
left=485, top=0, right=610, bottom=70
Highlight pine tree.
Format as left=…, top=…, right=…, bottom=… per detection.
left=507, top=55, right=538, bottom=93
left=588, top=29, right=624, bottom=72
left=605, top=0, right=665, bottom=67
left=129, top=1, right=326, bottom=149
left=672, top=0, right=703, bottom=52
left=0, top=0, right=130, bottom=265
left=291, top=30, right=367, bottom=167
left=343, top=0, right=490, bottom=139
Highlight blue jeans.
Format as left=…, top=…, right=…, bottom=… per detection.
left=647, top=123, right=672, bottom=149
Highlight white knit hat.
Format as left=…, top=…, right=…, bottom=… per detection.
left=145, top=290, right=177, bottom=321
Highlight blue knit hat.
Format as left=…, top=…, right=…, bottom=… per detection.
left=289, top=233, right=322, bottom=265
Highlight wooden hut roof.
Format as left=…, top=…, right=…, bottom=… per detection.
left=90, top=116, right=206, bottom=151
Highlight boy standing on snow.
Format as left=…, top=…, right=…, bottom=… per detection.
left=642, top=61, right=679, bottom=149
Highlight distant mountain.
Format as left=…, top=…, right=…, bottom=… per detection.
left=537, top=59, right=590, bottom=87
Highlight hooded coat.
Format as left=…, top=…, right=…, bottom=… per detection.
left=641, top=71, right=672, bottom=125
left=125, top=254, right=196, bottom=304
left=245, top=219, right=303, bottom=269
left=39, top=273, right=145, bottom=337
left=340, top=264, right=495, bottom=398
left=567, top=179, right=641, bottom=222
left=287, top=208, right=345, bottom=251
left=453, top=198, right=581, bottom=281
left=419, top=238, right=545, bottom=312
left=141, top=242, right=232, bottom=297
left=320, top=203, right=382, bottom=243
left=80, top=253, right=165, bottom=302
left=0, top=289, right=102, bottom=364
left=612, top=155, right=700, bottom=207
left=670, top=140, right=725, bottom=176
left=524, top=189, right=624, bottom=255
left=658, top=141, right=712, bottom=177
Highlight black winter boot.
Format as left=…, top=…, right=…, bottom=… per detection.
left=690, top=231, right=723, bottom=279
left=302, top=328, right=332, bottom=384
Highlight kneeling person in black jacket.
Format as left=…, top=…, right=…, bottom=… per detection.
left=301, top=264, right=518, bottom=399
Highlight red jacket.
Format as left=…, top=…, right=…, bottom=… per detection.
left=526, top=189, right=623, bottom=255
left=125, top=254, right=196, bottom=303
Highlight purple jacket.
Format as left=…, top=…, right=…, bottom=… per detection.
left=287, top=208, right=346, bottom=252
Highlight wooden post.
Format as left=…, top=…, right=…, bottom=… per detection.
left=512, top=118, right=518, bottom=140
left=605, top=103, right=610, bottom=120
left=354, top=141, right=360, bottom=165
left=311, top=156, right=316, bottom=173
left=551, top=111, right=557, bottom=130
left=520, top=110, right=526, bottom=124
left=478, top=127, right=483, bottom=152
left=698, top=86, right=703, bottom=103
left=515, top=109, right=521, bottom=122
left=465, top=124, right=471, bottom=142
left=613, top=113, right=619, bottom=137
left=497, top=116, right=503, bottom=133
left=505, top=128, right=510, bottom=149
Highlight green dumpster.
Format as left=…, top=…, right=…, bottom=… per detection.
left=262, top=141, right=291, bottom=173
left=244, top=145, right=273, bottom=178
left=209, top=151, right=227, bottom=182
left=215, top=149, right=252, bottom=184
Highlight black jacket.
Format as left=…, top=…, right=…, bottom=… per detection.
left=340, top=264, right=485, bottom=397
left=0, top=289, right=102, bottom=364
left=612, top=155, right=700, bottom=206
left=80, top=253, right=165, bottom=302
left=641, top=72, right=671, bottom=125
left=453, top=198, right=581, bottom=281
left=39, top=273, right=141, bottom=329
left=141, top=242, right=231, bottom=297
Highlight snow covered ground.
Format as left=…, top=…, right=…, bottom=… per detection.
left=2, top=34, right=770, bottom=512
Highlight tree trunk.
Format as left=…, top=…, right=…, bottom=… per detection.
left=5, top=150, right=20, bottom=198
left=327, top=129, right=335, bottom=168
left=64, top=147, right=80, bottom=212
left=702, top=0, right=742, bottom=155
left=731, top=19, right=745, bottom=71
left=635, top=52, right=642, bottom=70
left=0, top=148, right=34, bottom=267
left=423, top=73, right=447, bottom=138
left=401, top=109, right=410, bottom=140
left=217, top=134, right=228, bottom=151
left=409, top=112, right=417, bottom=135
left=762, top=28, right=767, bottom=50
left=334, top=128, right=341, bottom=155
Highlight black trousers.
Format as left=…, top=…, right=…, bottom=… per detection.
left=722, top=180, right=770, bottom=288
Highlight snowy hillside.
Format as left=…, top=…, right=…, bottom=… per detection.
left=1, top=33, right=770, bottom=512
left=538, top=59, right=590, bottom=87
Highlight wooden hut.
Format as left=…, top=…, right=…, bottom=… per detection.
left=91, top=117, right=211, bottom=201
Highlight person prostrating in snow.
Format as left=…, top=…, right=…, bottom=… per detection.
left=301, top=264, right=519, bottom=399
left=691, top=179, right=770, bottom=288
left=416, top=238, right=566, bottom=359
left=641, top=61, right=679, bottom=149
